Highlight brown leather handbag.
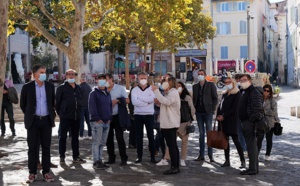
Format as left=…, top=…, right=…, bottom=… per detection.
left=207, top=120, right=229, bottom=150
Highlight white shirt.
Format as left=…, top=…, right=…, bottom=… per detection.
left=131, top=85, right=155, bottom=115
left=109, top=84, right=128, bottom=115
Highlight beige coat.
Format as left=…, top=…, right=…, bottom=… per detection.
left=154, top=88, right=181, bottom=129
left=177, top=95, right=196, bottom=136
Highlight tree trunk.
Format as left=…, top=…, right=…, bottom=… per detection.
left=143, top=35, right=148, bottom=72
left=150, top=48, right=155, bottom=73
left=0, top=0, right=9, bottom=157
left=57, top=48, right=64, bottom=80
left=125, top=37, right=130, bottom=90
left=67, top=34, right=84, bottom=81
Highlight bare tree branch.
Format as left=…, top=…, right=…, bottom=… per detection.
left=38, top=0, right=71, bottom=33
left=82, top=8, right=115, bottom=36
left=15, top=10, right=69, bottom=54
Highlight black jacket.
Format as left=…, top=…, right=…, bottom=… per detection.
left=192, top=80, right=218, bottom=114
left=55, top=81, right=82, bottom=120
left=217, top=87, right=241, bottom=135
left=118, top=97, right=131, bottom=131
left=238, top=85, right=264, bottom=122
left=20, top=81, right=56, bottom=129
left=80, top=82, right=92, bottom=107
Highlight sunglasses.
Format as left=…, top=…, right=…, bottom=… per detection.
left=264, top=89, right=270, bottom=93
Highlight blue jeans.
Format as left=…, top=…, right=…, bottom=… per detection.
left=237, top=120, right=247, bottom=151
left=195, top=112, right=213, bottom=158
left=91, top=122, right=110, bottom=162
left=80, top=107, right=91, bottom=137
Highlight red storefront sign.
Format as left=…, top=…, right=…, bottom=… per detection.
left=218, top=60, right=236, bottom=70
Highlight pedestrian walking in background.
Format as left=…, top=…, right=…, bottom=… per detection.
left=79, top=75, right=92, bottom=140
left=152, top=77, right=181, bottom=175
left=128, top=81, right=138, bottom=149
left=56, top=69, right=86, bottom=164
left=89, top=74, right=112, bottom=169
left=20, top=64, right=55, bottom=183
left=1, top=77, right=16, bottom=136
left=238, top=74, right=264, bottom=175
left=216, top=77, right=246, bottom=168
left=234, top=74, right=247, bottom=153
left=131, top=72, right=157, bottom=164
left=192, top=69, right=218, bottom=162
left=193, top=67, right=199, bottom=84
left=257, top=84, right=280, bottom=161
left=105, top=73, right=129, bottom=166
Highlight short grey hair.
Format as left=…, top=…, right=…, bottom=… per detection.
left=138, top=72, right=148, bottom=76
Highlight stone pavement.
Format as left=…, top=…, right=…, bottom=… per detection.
left=1, top=85, right=300, bottom=186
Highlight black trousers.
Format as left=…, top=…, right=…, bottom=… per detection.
left=257, top=127, right=274, bottom=156
left=106, top=115, right=128, bottom=162
left=1, top=99, right=15, bottom=134
left=135, top=115, right=155, bottom=159
left=155, top=129, right=166, bottom=159
left=242, top=120, right=258, bottom=172
left=162, top=128, right=179, bottom=169
left=59, top=118, right=80, bottom=159
left=129, top=118, right=136, bottom=147
left=27, top=116, right=52, bottom=175
left=224, top=134, right=245, bottom=162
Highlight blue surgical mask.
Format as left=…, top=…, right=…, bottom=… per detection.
left=198, top=75, right=205, bottom=81
left=226, top=84, right=233, bottom=90
left=98, top=80, right=106, bottom=87
left=67, top=78, right=75, bottom=83
left=39, top=74, right=46, bottom=82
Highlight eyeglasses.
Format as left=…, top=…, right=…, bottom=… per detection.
left=263, top=89, right=270, bottom=93
left=224, top=81, right=232, bottom=84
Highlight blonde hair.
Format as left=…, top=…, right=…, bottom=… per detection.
left=167, top=77, right=177, bottom=89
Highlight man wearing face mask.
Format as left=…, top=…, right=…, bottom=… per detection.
left=20, top=64, right=56, bottom=183
left=131, top=72, right=157, bottom=163
left=89, top=74, right=112, bottom=169
left=192, top=69, right=218, bottom=162
left=238, top=74, right=264, bottom=175
left=104, top=73, right=129, bottom=166
left=56, top=69, right=86, bottom=164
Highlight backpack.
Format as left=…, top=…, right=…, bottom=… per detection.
left=8, top=87, right=19, bottom=104
left=180, top=100, right=191, bottom=123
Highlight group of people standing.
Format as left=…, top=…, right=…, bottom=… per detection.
left=7, top=63, right=279, bottom=183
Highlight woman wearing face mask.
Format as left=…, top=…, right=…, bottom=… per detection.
left=216, top=77, right=246, bottom=168
left=152, top=77, right=181, bottom=175
left=256, top=84, right=279, bottom=161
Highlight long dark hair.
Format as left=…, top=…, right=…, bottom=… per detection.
left=263, top=84, right=273, bottom=99
left=177, top=81, right=191, bottom=100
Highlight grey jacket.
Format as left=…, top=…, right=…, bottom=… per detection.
left=264, top=98, right=279, bottom=128
left=192, top=80, right=218, bottom=114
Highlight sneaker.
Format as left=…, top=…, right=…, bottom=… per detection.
left=79, top=136, right=84, bottom=140
left=180, top=159, right=186, bottom=167
left=156, top=159, right=168, bottom=166
left=43, top=173, right=54, bottom=182
left=87, top=136, right=92, bottom=140
left=73, top=156, right=86, bottom=163
left=93, top=161, right=109, bottom=169
left=26, top=174, right=37, bottom=183
left=265, top=155, right=271, bottom=161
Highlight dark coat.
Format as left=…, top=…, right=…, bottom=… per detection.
left=118, top=97, right=131, bottom=131
left=80, top=82, right=92, bottom=107
left=20, top=81, right=56, bottom=129
left=55, top=81, right=82, bottom=120
left=217, top=87, right=241, bottom=135
left=192, top=80, right=218, bottom=114
left=88, top=87, right=112, bottom=123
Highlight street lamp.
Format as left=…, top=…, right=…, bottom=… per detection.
left=247, top=6, right=254, bottom=61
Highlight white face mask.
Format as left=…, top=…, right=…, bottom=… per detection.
left=139, top=79, right=147, bottom=86
left=226, top=84, right=233, bottom=90
left=177, top=87, right=183, bottom=93
left=198, top=75, right=205, bottom=81
left=240, top=81, right=251, bottom=89
left=105, top=82, right=110, bottom=87
left=237, top=82, right=241, bottom=86
left=162, top=82, right=169, bottom=90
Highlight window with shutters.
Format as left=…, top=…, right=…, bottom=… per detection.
left=240, top=20, right=247, bottom=34
left=221, top=2, right=229, bottom=12
left=237, top=2, right=246, bottom=11
left=240, top=46, right=248, bottom=58
left=216, top=22, right=231, bottom=35
left=221, top=46, right=228, bottom=59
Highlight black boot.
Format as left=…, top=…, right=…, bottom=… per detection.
left=221, top=160, right=230, bottom=167
left=239, top=160, right=246, bottom=168
left=163, top=167, right=180, bottom=175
